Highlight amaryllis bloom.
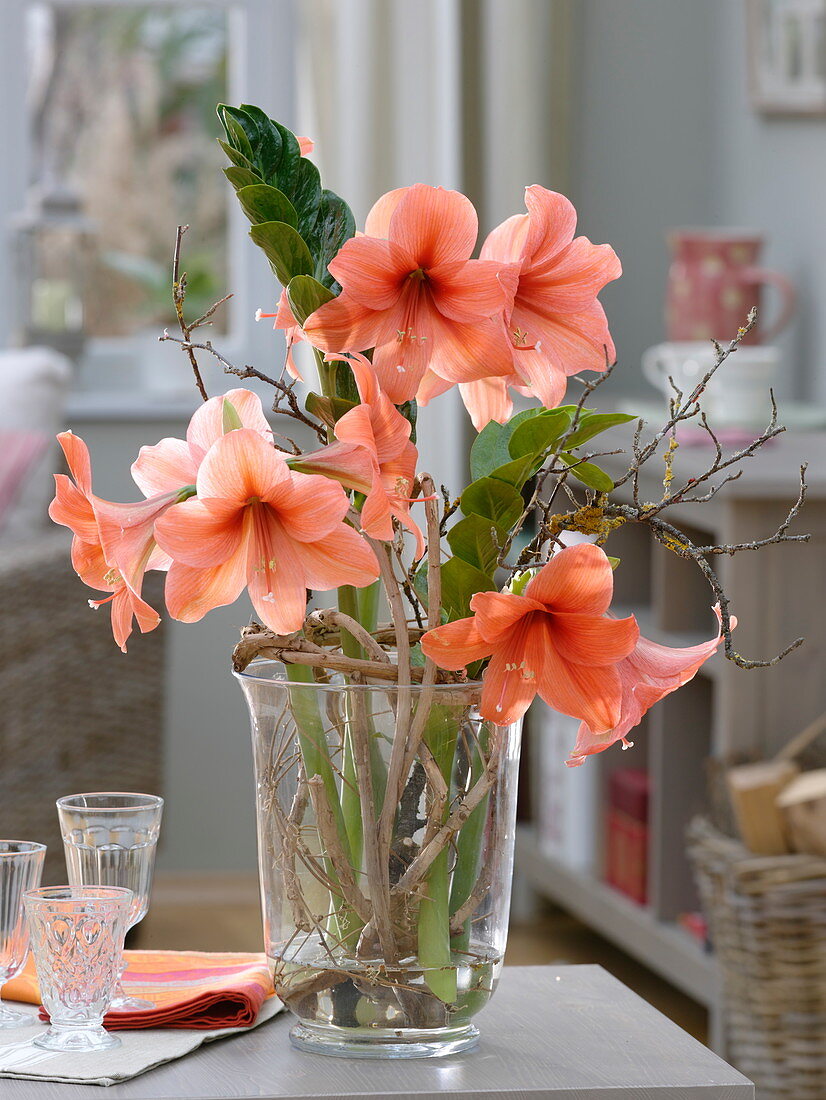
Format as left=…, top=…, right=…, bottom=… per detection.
left=153, top=428, right=380, bottom=633
left=131, top=389, right=273, bottom=497
left=421, top=543, right=639, bottom=727
left=256, top=291, right=304, bottom=382
left=302, top=184, right=519, bottom=404
left=292, top=354, right=425, bottom=554
left=479, top=185, right=621, bottom=414
left=48, top=432, right=162, bottom=652
left=297, top=135, right=314, bottom=156
left=566, top=608, right=731, bottom=768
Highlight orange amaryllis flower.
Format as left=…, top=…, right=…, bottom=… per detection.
left=48, top=432, right=162, bottom=652
left=153, top=428, right=380, bottom=633
left=302, top=184, right=518, bottom=404
left=131, top=389, right=273, bottom=497
left=256, top=291, right=304, bottom=382
left=566, top=607, right=731, bottom=767
left=421, top=543, right=639, bottom=727
left=480, top=185, right=621, bottom=413
left=293, top=354, right=425, bottom=555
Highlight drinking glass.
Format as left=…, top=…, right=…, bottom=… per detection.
left=0, top=841, right=46, bottom=1028
left=23, top=886, right=133, bottom=1051
left=57, top=793, right=163, bottom=1011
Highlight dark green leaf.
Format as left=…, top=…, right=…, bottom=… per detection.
left=223, top=166, right=261, bottom=191
left=447, top=514, right=506, bottom=576
left=218, top=139, right=256, bottom=173
left=560, top=453, right=614, bottom=492
left=218, top=107, right=255, bottom=159
left=236, top=103, right=284, bottom=183
left=292, top=158, right=323, bottom=241
left=235, top=185, right=298, bottom=228
left=440, top=557, right=496, bottom=621
left=286, top=274, right=334, bottom=326
left=335, top=360, right=360, bottom=405
left=305, top=391, right=357, bottom=428
left=564, top=411, right=637, bottom=449
left=306, top=190, right=356, bottom=288
left=460, top=478, right=524, bottom=530
left=249, top=221, right=314, bottom=285
left=508, top=409, right=572, bottom=460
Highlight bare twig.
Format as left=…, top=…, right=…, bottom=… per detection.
left=171, top=225, right=209, bottom=402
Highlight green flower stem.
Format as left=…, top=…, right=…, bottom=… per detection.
left=448, top=727, right=490, bottom=953
left=418, top=706, right=459, bottom=1004
left=285, top=663, right=362, bottom=946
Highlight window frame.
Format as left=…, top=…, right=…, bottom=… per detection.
left=1, top=0, right=297, bottom=392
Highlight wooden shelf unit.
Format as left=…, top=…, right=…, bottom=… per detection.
left=515, top=427, right=826, bottom=1049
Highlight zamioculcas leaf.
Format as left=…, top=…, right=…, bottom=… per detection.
left=286, top=274, right=335, bottom=326
left=223, top=166, right=261, bottom=191
left=460, top=478, right=524, bottom=530
left=249, top=221, right=314, bottom=285
left=307, top=191, right=357, bottom=289
left=560, top=453, right=614, bottom=492
left=235, top=185, right=298, bottom=229
left=563, top=411, right=637, bottom=448
left=218, top=140, right=256, bottom=173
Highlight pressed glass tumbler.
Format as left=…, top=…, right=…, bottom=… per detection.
left=0, top=841, right=46, bottom=1028
left=23, top=886, right=133, bottom=1052
left=57, top=793, right=163, bottom=1011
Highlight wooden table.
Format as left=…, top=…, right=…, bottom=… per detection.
left=3, top=966, right=754, bottom=1099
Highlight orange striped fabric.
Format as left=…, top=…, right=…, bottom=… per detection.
left=2, top=950, right=275, bottom=1030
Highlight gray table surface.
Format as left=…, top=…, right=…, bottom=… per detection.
left=1, top=965, right=754, bottom=1099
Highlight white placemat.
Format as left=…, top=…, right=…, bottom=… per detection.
left=0, top=998, right=284, bottom=1086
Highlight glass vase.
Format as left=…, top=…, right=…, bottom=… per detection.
left=235, top=660, right=522, bottom=1059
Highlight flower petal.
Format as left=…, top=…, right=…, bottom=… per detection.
left=551, top=612, right=639, bottom=666
left=458, top=376, right=513, bottom=432
left=427, top=259, right=517, bottom=324
left=154, top=498, right=244, bottom=568
left=523, top=236, right=622, bottom=313
left=132, top=438, right=197, bottom=497
left=273, top=470, right=350, bottom=542
left=478, top=627, right=545, bottom=725
left=526, top=543, right=615, bottom=614
left=244, top=509, right=309, bottom=633
left=420, top=617, right=492, bottom=670
left=522, top=185, right=578, bottom=268
left=186, top=390, right=273, bottom=464
left=469, top=591, right=542, bottom=643
left=196, top=428, right=288, bottom=508
left=512, top=298, right=616, bottom=375
left=426, top=312, right=516, bottom=385
left=328, top=237, right=411, bottom=309
left=49, top=474, right=99, bottom=542
left=292, top=440, right=375, bottom=495
left=539, top=625, right=623, bottom=732
left=509, top=346, right=568, bottom=409
left=56, top=432, right=92, bottom=495
left=164, top=547, right=248, bottom=623
left=365, top=188, right=408, bottom=238
left=481, top=213, right=530, bottom=266
left=297, top=526, right=381, bottom=590
left=303, top=291, right=397, bottom=357
left=390, top=185, right=478, bottom=268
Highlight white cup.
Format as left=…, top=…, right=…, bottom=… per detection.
left=642, top=341, right=779, bottom=427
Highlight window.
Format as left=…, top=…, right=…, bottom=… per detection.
left=1, top=0, right=297, bottom=391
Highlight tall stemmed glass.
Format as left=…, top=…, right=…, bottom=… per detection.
left=0, top=841, right=46, bottom=1027
left=57, top=793, right=163, bottom=1011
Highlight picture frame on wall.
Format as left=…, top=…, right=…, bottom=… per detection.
left=747, top=0, right=826, bottom=115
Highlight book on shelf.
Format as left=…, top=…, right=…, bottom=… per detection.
left=534, top=703, right=598, bottom=872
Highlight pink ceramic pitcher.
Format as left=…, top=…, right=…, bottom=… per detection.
left=666, top=229, right=796, bottom=345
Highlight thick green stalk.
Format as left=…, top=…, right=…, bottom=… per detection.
left=285, top=663, right=361, bottom=945
left=337, top=586, right=365, bottom=870
left=448, top=727, right=490, bottom=953
left=417, top=706, right=458, bottom=1003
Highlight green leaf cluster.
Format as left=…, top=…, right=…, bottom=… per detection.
left=217, top=104, right=355, bottom=323
left=436, top=407, right=635, bottom=621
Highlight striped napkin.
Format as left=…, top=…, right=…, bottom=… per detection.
left=2, top=950, right=275, bottom=1030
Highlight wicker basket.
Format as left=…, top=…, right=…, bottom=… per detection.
left=0, top=533, right=165, bottom=883
left=688, top=817, right=826, bottom=1100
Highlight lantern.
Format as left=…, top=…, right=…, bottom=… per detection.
left=11, top=182, right=96, bottom=362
